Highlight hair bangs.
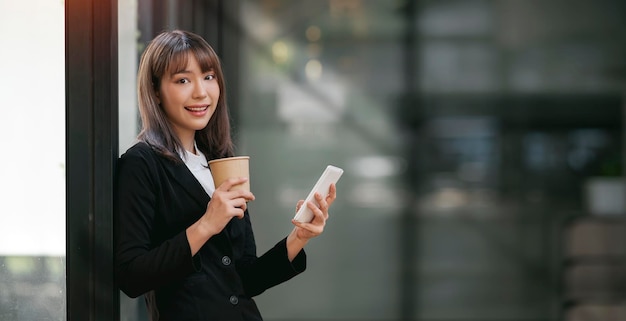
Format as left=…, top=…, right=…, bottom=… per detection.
left=163, top=48, right=191, bottom=77
left=163, top=38, right=219, bottom=77
left=191, top=46, right=219, bottom=73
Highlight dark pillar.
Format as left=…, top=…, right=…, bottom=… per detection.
left=66, top=0, right=119, bottom=319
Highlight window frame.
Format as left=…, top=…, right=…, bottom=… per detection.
left=66, top=0, right=119, bottom=319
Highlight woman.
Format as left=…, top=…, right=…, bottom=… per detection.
left=115, top=30, right=336, bottom=321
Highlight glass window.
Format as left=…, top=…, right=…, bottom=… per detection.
left=239, top=1, right=625, bottom=320
left=0, top=1, right=66, bottom=320
left=239, top=1, right=404, bottom=320
left=112, top=1, right=626, bottom=320
left=118, top=1, right=143, bottom=320
left=119, top=0, right=139, bottom=153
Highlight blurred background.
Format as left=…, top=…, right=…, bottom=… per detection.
left=2, top=0, right=626, bottom=320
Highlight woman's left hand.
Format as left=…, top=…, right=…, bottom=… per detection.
left=291, top=183, right=337, bottom=241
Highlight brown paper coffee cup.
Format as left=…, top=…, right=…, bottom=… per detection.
left=208, top=156, right=250, bottom=192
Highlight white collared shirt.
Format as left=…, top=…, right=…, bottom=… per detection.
left=180, top=143, right=216, bottom=197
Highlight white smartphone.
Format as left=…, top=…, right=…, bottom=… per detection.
left=293, top=165, right=344, bottom=223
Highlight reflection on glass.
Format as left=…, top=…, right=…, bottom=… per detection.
left=0, top=0, right=66, bottom=320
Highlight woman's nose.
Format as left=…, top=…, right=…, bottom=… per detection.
left=192, top=80, right=208, bottom=99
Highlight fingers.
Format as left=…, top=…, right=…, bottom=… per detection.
left=291, top=210, right=326, bottom=239
left=292, top=185, right=339, bottom=240
left=233, top=197, right=247, bottom=210
left=313, top=193, right=330, bottom=219
left=209, top=182, right=253, bottom=221
left=217, top=177, right=252, bottom=195
left=217, top=177, right=248, bottom=190
left=295, top=200, right=305, bottom=213
left=232, top=198, right=248, bottom=219
left=292, top=219, right=324, bottom=234
left=229, top=189, right=255, bottom=202
left=327, top=183, right=337, bottom=205
left=307, top=199, right=326, bottom=222
left=212, top=190, right=255, bottom=203
left=213, top=180, right=255, bottom=202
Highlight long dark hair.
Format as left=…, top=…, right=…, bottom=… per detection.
left=136, top=29, right=234, bottom=161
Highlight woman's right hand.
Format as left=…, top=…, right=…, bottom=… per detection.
left=187, top=177, right=255, bottom=255
left=202, top=177, right=255, bottom=234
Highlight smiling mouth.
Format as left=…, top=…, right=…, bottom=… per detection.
left=185, top=105, right=208, bottom=112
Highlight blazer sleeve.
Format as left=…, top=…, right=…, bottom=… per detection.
left=236, top=211, right=307, bottom=297
left=114, top=147, right=199, bottom=298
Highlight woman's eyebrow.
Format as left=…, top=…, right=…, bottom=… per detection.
left=172, top=69, right=192, bottom=75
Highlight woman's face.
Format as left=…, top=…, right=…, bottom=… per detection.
left=157, top=53, right=220, bottom=143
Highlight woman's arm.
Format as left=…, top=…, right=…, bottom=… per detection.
left=287, top=183, right=337, bottom=261
left=236, top=184, right=337, bottom=296
left=115, top=150, right=198, bottom=298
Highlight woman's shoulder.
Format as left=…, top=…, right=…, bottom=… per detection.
left=122, top=141, right=151, bottom=155
left=119, top=141, right=181, bottom=171
left=119, top=141, right=160, bottom=164
left=116, top=142, right=163, bottom=178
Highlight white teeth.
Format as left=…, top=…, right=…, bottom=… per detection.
left=186, top=106, right=207, bottom=112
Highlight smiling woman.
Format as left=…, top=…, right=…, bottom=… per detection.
left=0, top=0, right=66, bottom=320
left=135, top=30, right=233, bottom=162
left=115, top=30, right=337, bottom=321
left=155, top=54, right=221, bottom=151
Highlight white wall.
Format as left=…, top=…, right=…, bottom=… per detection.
left=0, top=0, right=65, bottom=256
left=119, top=0, right=139, bottom=153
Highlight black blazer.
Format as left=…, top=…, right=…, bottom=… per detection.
left=115, top=142, right=306, bottom=321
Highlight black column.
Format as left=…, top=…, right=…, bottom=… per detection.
left=66, top=0, right=119, bottom=320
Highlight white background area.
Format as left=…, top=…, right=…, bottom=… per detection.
left=0, top=0, right=65, bottom=256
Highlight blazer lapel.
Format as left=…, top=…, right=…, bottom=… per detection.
left=159, top=156, right=211, bottom=208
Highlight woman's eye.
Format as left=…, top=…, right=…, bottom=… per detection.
left=177, top=78, right=189, bottom=84
left=206, top=74, right=216, bottom=80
